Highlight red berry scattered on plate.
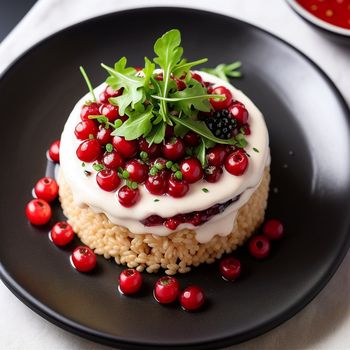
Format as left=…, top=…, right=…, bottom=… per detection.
left=248, top=235, right=271, bottom=259
left=48, top=140, right=60, bottom=162
left=154, top=276, right=180, bottom=304
left=34, top=177, right=59, bottom=202
left=118, top=268, right=143, bottom=295
left=263, top=219, right=284, bottom=240
left=76, top=139, right=101, bottom=162
left=25, top=199, right=52, bottom=225
left=50, top=221, right=75, bottom=246
left=180, top=285, right=205, bottom=311
left=71, top=246, right=96, bottom=272
left=220, top=257, right=241, bottom=281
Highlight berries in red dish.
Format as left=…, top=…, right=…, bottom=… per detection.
left=74, top=120, right=98, bottom=140
left=99, top=103, right=119, bottom=122
left=145, top=174, right=168, bottom=195
left=96, top=126, right=112, bottom=145
left=80, top=102, right=100, bottom=121
left=248, top=235, right=271, bottom=259
left=96, top=169, right=120, bottom=191
left=162, top=137, right=185, bottom=161
left=119, top=268, right=142, bottom=295
left=118, top=185, right=140, bottom=207
left=204, top=166, right=223, bottom=183
left=25, top=199, right=52, bottom=225
left=180, top=158, right=203, bottom=183
left=183, top=132, right=200, bottom=147
left=138, top=138, right=160, bottom=159
left=229, top=102, right=249, bottom=125
left=154, top=276, right=180, bottom=304
left=263, top=219, right=284, bottom=240
left=220, top=257, right=241, bottom=281
left=167, top=175, right=189, bottom=198
left=76, top=139, right=101, bottom=162
left=180, top=285, right=205, bottom=311
left=48, top=140, right=60, bottom=162
left=207, top=145, right=227, bottom=167
left=210, top=86, right=233, bottom=110
left=125, top=159, right=148, bottom=183
left=112, top=136, right=138, bottom=159
left=102, top=151, right=125, bottom=169
left=50, top=221, right=75, bottom=246
left=225, top=150, right=249, bottom=176
left=71, top=246, right=96, bottom=272
left=34, top=177, right=59, bottom=202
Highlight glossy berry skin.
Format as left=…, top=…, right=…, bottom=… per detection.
left=164, top=218, right=181, bottom=230
left=102, top=151, right=125, bottom=169
left=248, top=235, right=271, bottom=259
left=99, top=90, right=109, bottom=104
left=207, top=145, right=227, bottom=166
left=229, top=103, right=249, bottom=125
left=180, top=285, right=205, bottom=311
left=80, top=103, right=100, bottom=121
left=138, top=138, right=160, bottom=158
left=76, top=139, right=101, bottom=162
left=112, top=136, right=138, bottom=159
left=119, top=269, right=143, bottom=295
left=225, top=150, right=249, bottom=176
left=118, top=185, right=140, bottom=207
left=210, top=86, right=233, bottom=110
left=191, top=72, right=204, bottom=85
left=99, top=103, right=119, bottom=122
left=34, top=177, right=59, bottom=202
left=74, top=120, right=98, bottom=140
left=96, top=126, right=112, bottom=145
left=154, top=276, right=180, bottom=304
left=175, top=78, right=186, bottom=91
left=180, top=158, right=203, bottom=183
left=48, top=140, right=60, bottom=162
left=183, top=132, right=200, bottom=147
left=96, top=169, right=120, bottom=191
left=105, top=85, right=123, bottom=98
left=167, top=175, right=189, bottom=198
left=25, top=199, right=52, bottom=225
left=50, top=221, right=74, bottom=246
left=220, top=257, right=241, bottom=281
left=145, top=174, right=168, bottom=195
left=204, top=166, right=223, bottom=183
left=125, top=159, right=148, bottom=183
left=162, top=138, right=185, bottom=161
left=71, top=246, right=96, bottom=272
left=263, top=219, right=284, bottom=240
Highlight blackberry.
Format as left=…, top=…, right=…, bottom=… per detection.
left=205, top=109, right=237, bottom=139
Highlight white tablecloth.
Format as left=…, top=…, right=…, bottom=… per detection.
left=1, top=0, right=350, bottom=349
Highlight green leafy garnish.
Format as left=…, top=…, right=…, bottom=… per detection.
left=106, top=143, right=113, bottom=152
left=253, top=147, right=259, bottom=153
left=93, top=163, right=104, bottom=172
left=202, top=61, right=242, bottom=82
left=80, top=66, right=97, bottom=102
left=202, top=188, right=209, bottom=193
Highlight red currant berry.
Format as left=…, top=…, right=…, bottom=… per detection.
left=76, top=139, right=101, bottom=162
left=102, top=151, right=125, bottom=169
left=220, top=257, right=241, bottom=281
left=71, top=246, right=96, bottom=272
left=80, top=103, right=100, bottom=121
left=180, top=158, right=203, bottom=183
left=118, top=185, right=140, bottom=207
left=167, top=175, right=189, bottom=198
left=180, top=285, right=205, bottom=311
left=119, top=269, right=142, bottom=295
left=105, top=85, right=123, bottom=97
left=263, top=219, right=284, bottom=240
left=112, top=136, right=138, bottom=159
left=138, top=138, right=160, bottom=158
left=191, top=72, right=204, bottom=85
left=229, top=103, right=249, bottom=124
left=248, top=235, right=271, bottom=259
left=99, top=90, right=109, bottom=104
left=96, top=169, right=120, bottom=191
left=34, top=177, right=59, bottom=202
left=154, top=276, right=180, bottom=304
left=225, top=150, right=249, bottom=176
left=96, top=125, right=112, bottom=145
left=74, top=120, right=98, bottom=140
left=207, top=145, right=227, bottom=166
left=99, top=103, right=119, bottom=122
left=162, top=137, right=185, bottom=161
left=25, top=199, right=52, bottom=225
left=125, top=159, right=148, bottom=183
left=48, top=140, right=60, bottom=162
left=145, top=174, right=167, bottom=195
left=164, top=218, right=181, bottom=230
left=50, top=221, right=74, bottom=246
left=210, top=86, right=233, bottom=110
left=175, top=78, right=186, bottom=91
left=183, top=132, right=200, bottom=147
left=204, top=166, right=223, bottom=183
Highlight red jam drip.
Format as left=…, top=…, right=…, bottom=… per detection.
left=296, top=0, right=350, bottom=29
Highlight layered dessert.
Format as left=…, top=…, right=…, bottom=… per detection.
left=58, top=29, right=270, bottom=275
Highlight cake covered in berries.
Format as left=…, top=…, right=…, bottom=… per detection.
left=58, top=29, right=270, bottom=275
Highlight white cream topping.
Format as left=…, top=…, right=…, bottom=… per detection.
left=59, top=71, right=270, bottom=243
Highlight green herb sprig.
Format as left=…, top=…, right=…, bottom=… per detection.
left=202, top=61, right=242, bottom=82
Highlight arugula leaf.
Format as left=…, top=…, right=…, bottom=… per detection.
left=173, top=58, right=208, bottom=77
left=143, top=57, right=155, bottom=91
left=174, top=123, right=189, bottom=137
left=112, top=106, right=154, bottom=140
left=101, top=57, right=144, bottom=115
left=235, top=133, right=248, bottom=148
left=202, top=61, right=242, bottom=82
left=194, top=138, right=207, bottom=167
left=146, top=122, right=166, bottom=145
left=169, top=115, right=236, bottom=145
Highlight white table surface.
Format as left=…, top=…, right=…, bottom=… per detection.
left=1, top=0, right=350, bottom=349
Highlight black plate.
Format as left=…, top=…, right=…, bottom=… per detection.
left=1, top=7, right=350, bottom=350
